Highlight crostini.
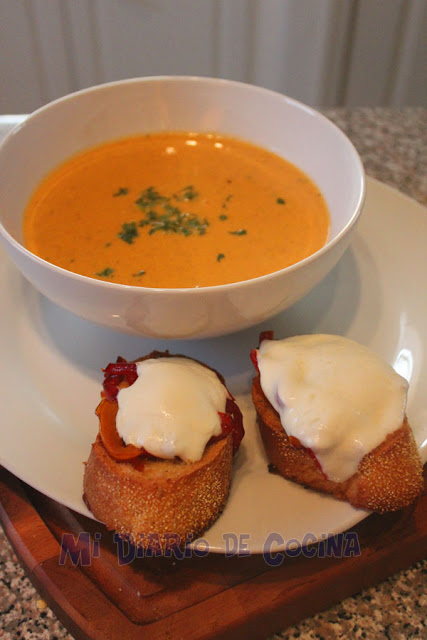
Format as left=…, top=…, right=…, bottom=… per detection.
left=251, top=332, right=423, bottom=512
left=84, top=351, right=244, bottom=548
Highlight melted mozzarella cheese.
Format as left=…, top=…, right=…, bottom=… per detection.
left=257, top=335, right=408, bottom=482
left=116, top=357, right=228, bottom=462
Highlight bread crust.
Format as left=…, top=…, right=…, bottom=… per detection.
left=84, top=434, right=232, bottom=546
left=252, top=375, right=424, bottom=512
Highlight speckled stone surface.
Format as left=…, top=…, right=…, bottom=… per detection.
left=0, top=107, right=426, bottom=640
left=322, top=107, right=427, bottom=208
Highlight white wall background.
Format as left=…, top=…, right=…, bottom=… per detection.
left=0, top=0, right=426, bottom=114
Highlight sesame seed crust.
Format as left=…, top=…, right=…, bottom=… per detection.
left=252, top=376, right=424, bottom=513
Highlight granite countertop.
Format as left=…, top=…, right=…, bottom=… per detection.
left=0, top=107, right=426, bottom=640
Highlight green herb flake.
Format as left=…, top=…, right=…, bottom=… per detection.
left=277, top=197, right=286, bottom=205
left=219, top=214, right=228, bottom=221
left=229, top=229, right=247, bottom=236
left=222, top=194, right=233, bottom=209
left=118, top=221, right=138, bottom=244
left=217, top=253, right=225, bottom=262
left=135, top=186, right=208, bottom=236
left=132, top=270, right=146, bottom=277
left=135, top=186, right=168, bottom=210
left=113, top=187, right=129, bottom=197
left=95, top=267, right=114, bottom=277
left=173, top=185, right=199, bottom=201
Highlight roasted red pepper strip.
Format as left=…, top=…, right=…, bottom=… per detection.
left=250, top=331, right=274, bottom=373
left=96, top=398, right=146, bottom=461
left=289, top=435, right=327, bottom=478
left=102, top=360, right=138, bottom=402
left=259, top=330, right=274, bottom=344
left=225, top=397, right=244, bottom=455
left=250, top=348, right=259, bottom=373
left=215, top=397, right=245, bottom=455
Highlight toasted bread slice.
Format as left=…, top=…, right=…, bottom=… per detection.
left=84, top=432, right=233, bottom=547
left=83, top=351, right=243, bottom=548
left=252, top=375, right=424, bottom=512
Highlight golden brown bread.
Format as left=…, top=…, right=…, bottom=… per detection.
left=252, top=375, right=424, bottom=512
left=83, top=351, right=242, bottom=548
left=84, top=433, right=233, bottom=547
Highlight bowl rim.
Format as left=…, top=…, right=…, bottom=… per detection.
left=0, top=75, right=366, bottom=295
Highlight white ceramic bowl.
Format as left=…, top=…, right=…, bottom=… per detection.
left=0, top=77, right=365, bottom=339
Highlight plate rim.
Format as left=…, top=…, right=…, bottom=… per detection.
left=0, top=175, right=425, bottom=555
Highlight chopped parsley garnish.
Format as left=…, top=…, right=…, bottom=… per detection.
left=219, top=214, right=228, bottom=221
left=143, top=208, right=208, bottom=236
left=95, top=267, right=114, bottom=277
left=132, top=270, right=146, bottom=277
left=134, top=185, right=208, bottom=236
left=135, top=186, right=168, bottom=210
left=113, top=187, right=129, bottom=197
left=217, top=253, right=225, bottom=262
left=118, top=221, right=138, bottom=244
left=229, top=229, right=247, bottom=236
left=277, top=197, right=286, bottom=204
left=222, top=194, right=233, bottom=209
left=173, top=185, right=198, bottom=201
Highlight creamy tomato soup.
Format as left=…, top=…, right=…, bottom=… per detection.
left=23, top=132, right=330, bottom=288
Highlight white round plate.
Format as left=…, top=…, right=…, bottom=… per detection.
left=0, top=176, right=425, bottom=554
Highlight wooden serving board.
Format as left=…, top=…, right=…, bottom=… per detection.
left=0, top=465, right=426, bottom=640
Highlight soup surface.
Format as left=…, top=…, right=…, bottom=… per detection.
left=24, top=132, right=330, bottom=288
